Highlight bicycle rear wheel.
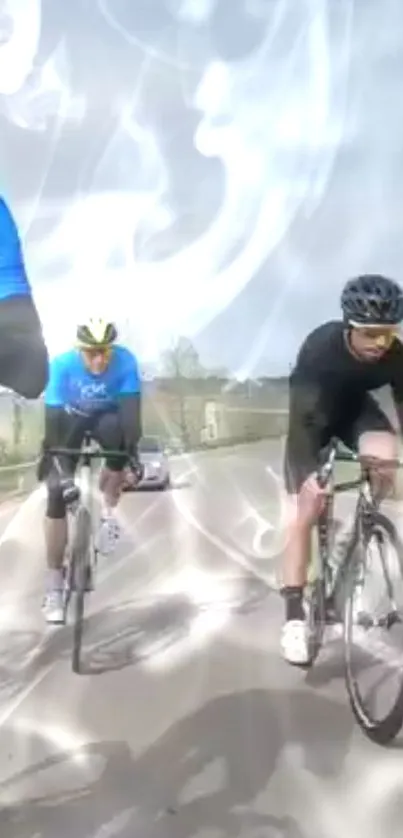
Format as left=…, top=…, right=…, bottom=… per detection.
left=343, top=511, right=403, bottom=744
left=71, top=505, right=92, bottom=674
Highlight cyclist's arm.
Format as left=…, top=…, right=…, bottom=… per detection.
left=43, top=357, right=69, bottom=448
left=0, top=197, right=31, bottom=291
left=389, top=340, right=403, bottom=432
left=116, top=351, right=142, bottom=455
left=287, top=328, right=331, bottom=480
left=287, top=374, right=326, bottom=477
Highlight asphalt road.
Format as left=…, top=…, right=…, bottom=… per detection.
left=0, top=440, right=402, bottom=837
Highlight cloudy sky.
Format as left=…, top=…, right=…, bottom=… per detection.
left=0, top=0, right=402, bottom=375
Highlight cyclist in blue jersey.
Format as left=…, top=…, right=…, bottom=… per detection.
left=0, top=197, right=48, bottom=397
left=38, top=318, right=143, bottom=624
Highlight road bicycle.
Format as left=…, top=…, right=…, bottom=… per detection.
left=305, top=437, right=403, bottom=744
left=48, top=432, right=136, bottom=674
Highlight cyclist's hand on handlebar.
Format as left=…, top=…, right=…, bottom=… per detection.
left=127, top=454, right=144, bottom=484
left=297, top=472, right=328, bottom=523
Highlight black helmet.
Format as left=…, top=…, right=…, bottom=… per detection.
left=341, top=274, right=403, bottom=326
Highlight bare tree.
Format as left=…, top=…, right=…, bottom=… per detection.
left=160, top=336, right=205, bottom=379
left=160, top=337, right=207, bottom=447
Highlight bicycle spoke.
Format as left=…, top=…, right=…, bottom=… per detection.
left=343, top=513, right=403, bottom=744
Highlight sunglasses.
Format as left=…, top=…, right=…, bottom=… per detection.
left=353, top=326, right=398, bottom=346
left=81, top=346, right=112, bottom=359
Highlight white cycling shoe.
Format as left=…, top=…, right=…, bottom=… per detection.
left=43, top=589, right=65, bottom=625
left=281, top=619, right=311, bottom=666
left=96, top=513, right=121, bottom=555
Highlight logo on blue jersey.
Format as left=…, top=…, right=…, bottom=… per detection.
left=77, top=381, right=108, bottom=401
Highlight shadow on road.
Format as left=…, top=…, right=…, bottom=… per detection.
left=0, top=685, right=359, bottom=838
left=79, top=574, right=278, bottom=675
left=82, top=575, right=276, bottom=674
left=0, top=629, right=44, bottom=705
left=81, top=594, right=197, bottom=675
left=0, top=575, right=276, bottom=694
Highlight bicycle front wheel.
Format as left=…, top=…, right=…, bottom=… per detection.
left=71, top=505, right=92, bottom=674
left=343, top=511, right=403, bottom=745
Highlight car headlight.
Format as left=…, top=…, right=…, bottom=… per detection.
left=151, top=460, right=162, bottom=469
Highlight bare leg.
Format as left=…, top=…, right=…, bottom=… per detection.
left=98, top=467, right=123, bottom=512
left=281, top=481, right=326, bottom=665
left=97, top=468, right=124, bottom=554
left=282, top=496, right=313, bottom=588
left=44, top=517, right=68, bottom=570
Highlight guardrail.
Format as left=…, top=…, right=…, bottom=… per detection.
left=0, top=459, right=37, bottom=499
left=0, top=413, right=291, bottom=503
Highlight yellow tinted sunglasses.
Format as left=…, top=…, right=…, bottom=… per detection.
left=351, top=324, right=398, bottom=347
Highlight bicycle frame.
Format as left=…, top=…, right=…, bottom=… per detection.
left=46, top=435, right=132, bottom=673
left=316, top=439, right=393, bottom=604
left=306, top=437, right=403, bottom=742
left=72, top=432, right=99, bottom=545
left=47, top=434, right=132, bottom=579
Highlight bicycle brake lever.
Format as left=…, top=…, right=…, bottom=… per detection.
left=316, top=461, right=333, bottom=489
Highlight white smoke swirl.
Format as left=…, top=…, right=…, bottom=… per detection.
left=1, top=0, right=352, bottom=358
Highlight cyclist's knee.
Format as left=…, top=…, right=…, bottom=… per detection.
left=358, top=429, right=397, bottom=460
left=359, top=429, right=397, bottom=497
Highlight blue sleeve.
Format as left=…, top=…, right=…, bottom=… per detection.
left=0, top=198, right=31, bottom=295
left=118, top=350, right=141, bottom=396
left=0, top=198, right=22, bottom=261
left=44, top=356, right=68, bottom=407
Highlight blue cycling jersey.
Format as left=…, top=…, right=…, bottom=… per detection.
left=45, top=345, right=141, bottom=413
left=0, top=197, right=31, bottom=301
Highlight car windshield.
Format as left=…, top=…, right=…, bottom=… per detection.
left=139, top=437, right=162, bottom=453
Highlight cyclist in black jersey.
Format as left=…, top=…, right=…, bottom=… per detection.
left=282, top=274, right=403, bottom=665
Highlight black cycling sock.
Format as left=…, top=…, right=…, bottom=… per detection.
left=283, top=586, right=305, bottom=621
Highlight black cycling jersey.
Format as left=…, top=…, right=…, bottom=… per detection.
left=285, top=320, right=403, bottom=493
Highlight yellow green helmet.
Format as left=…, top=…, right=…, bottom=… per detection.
left=76, top=317, right=117, bottom=348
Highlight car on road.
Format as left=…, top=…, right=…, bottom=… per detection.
left=122, top=435, right=171, bottom=491
left=165, top=436, right=184, bottom=455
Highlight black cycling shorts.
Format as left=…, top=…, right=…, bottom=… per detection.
left=0, top=294, right=48, bottom=398
left=284, top=393, right=395, bottom=495
left=46, top=409, right=128, bottom=519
